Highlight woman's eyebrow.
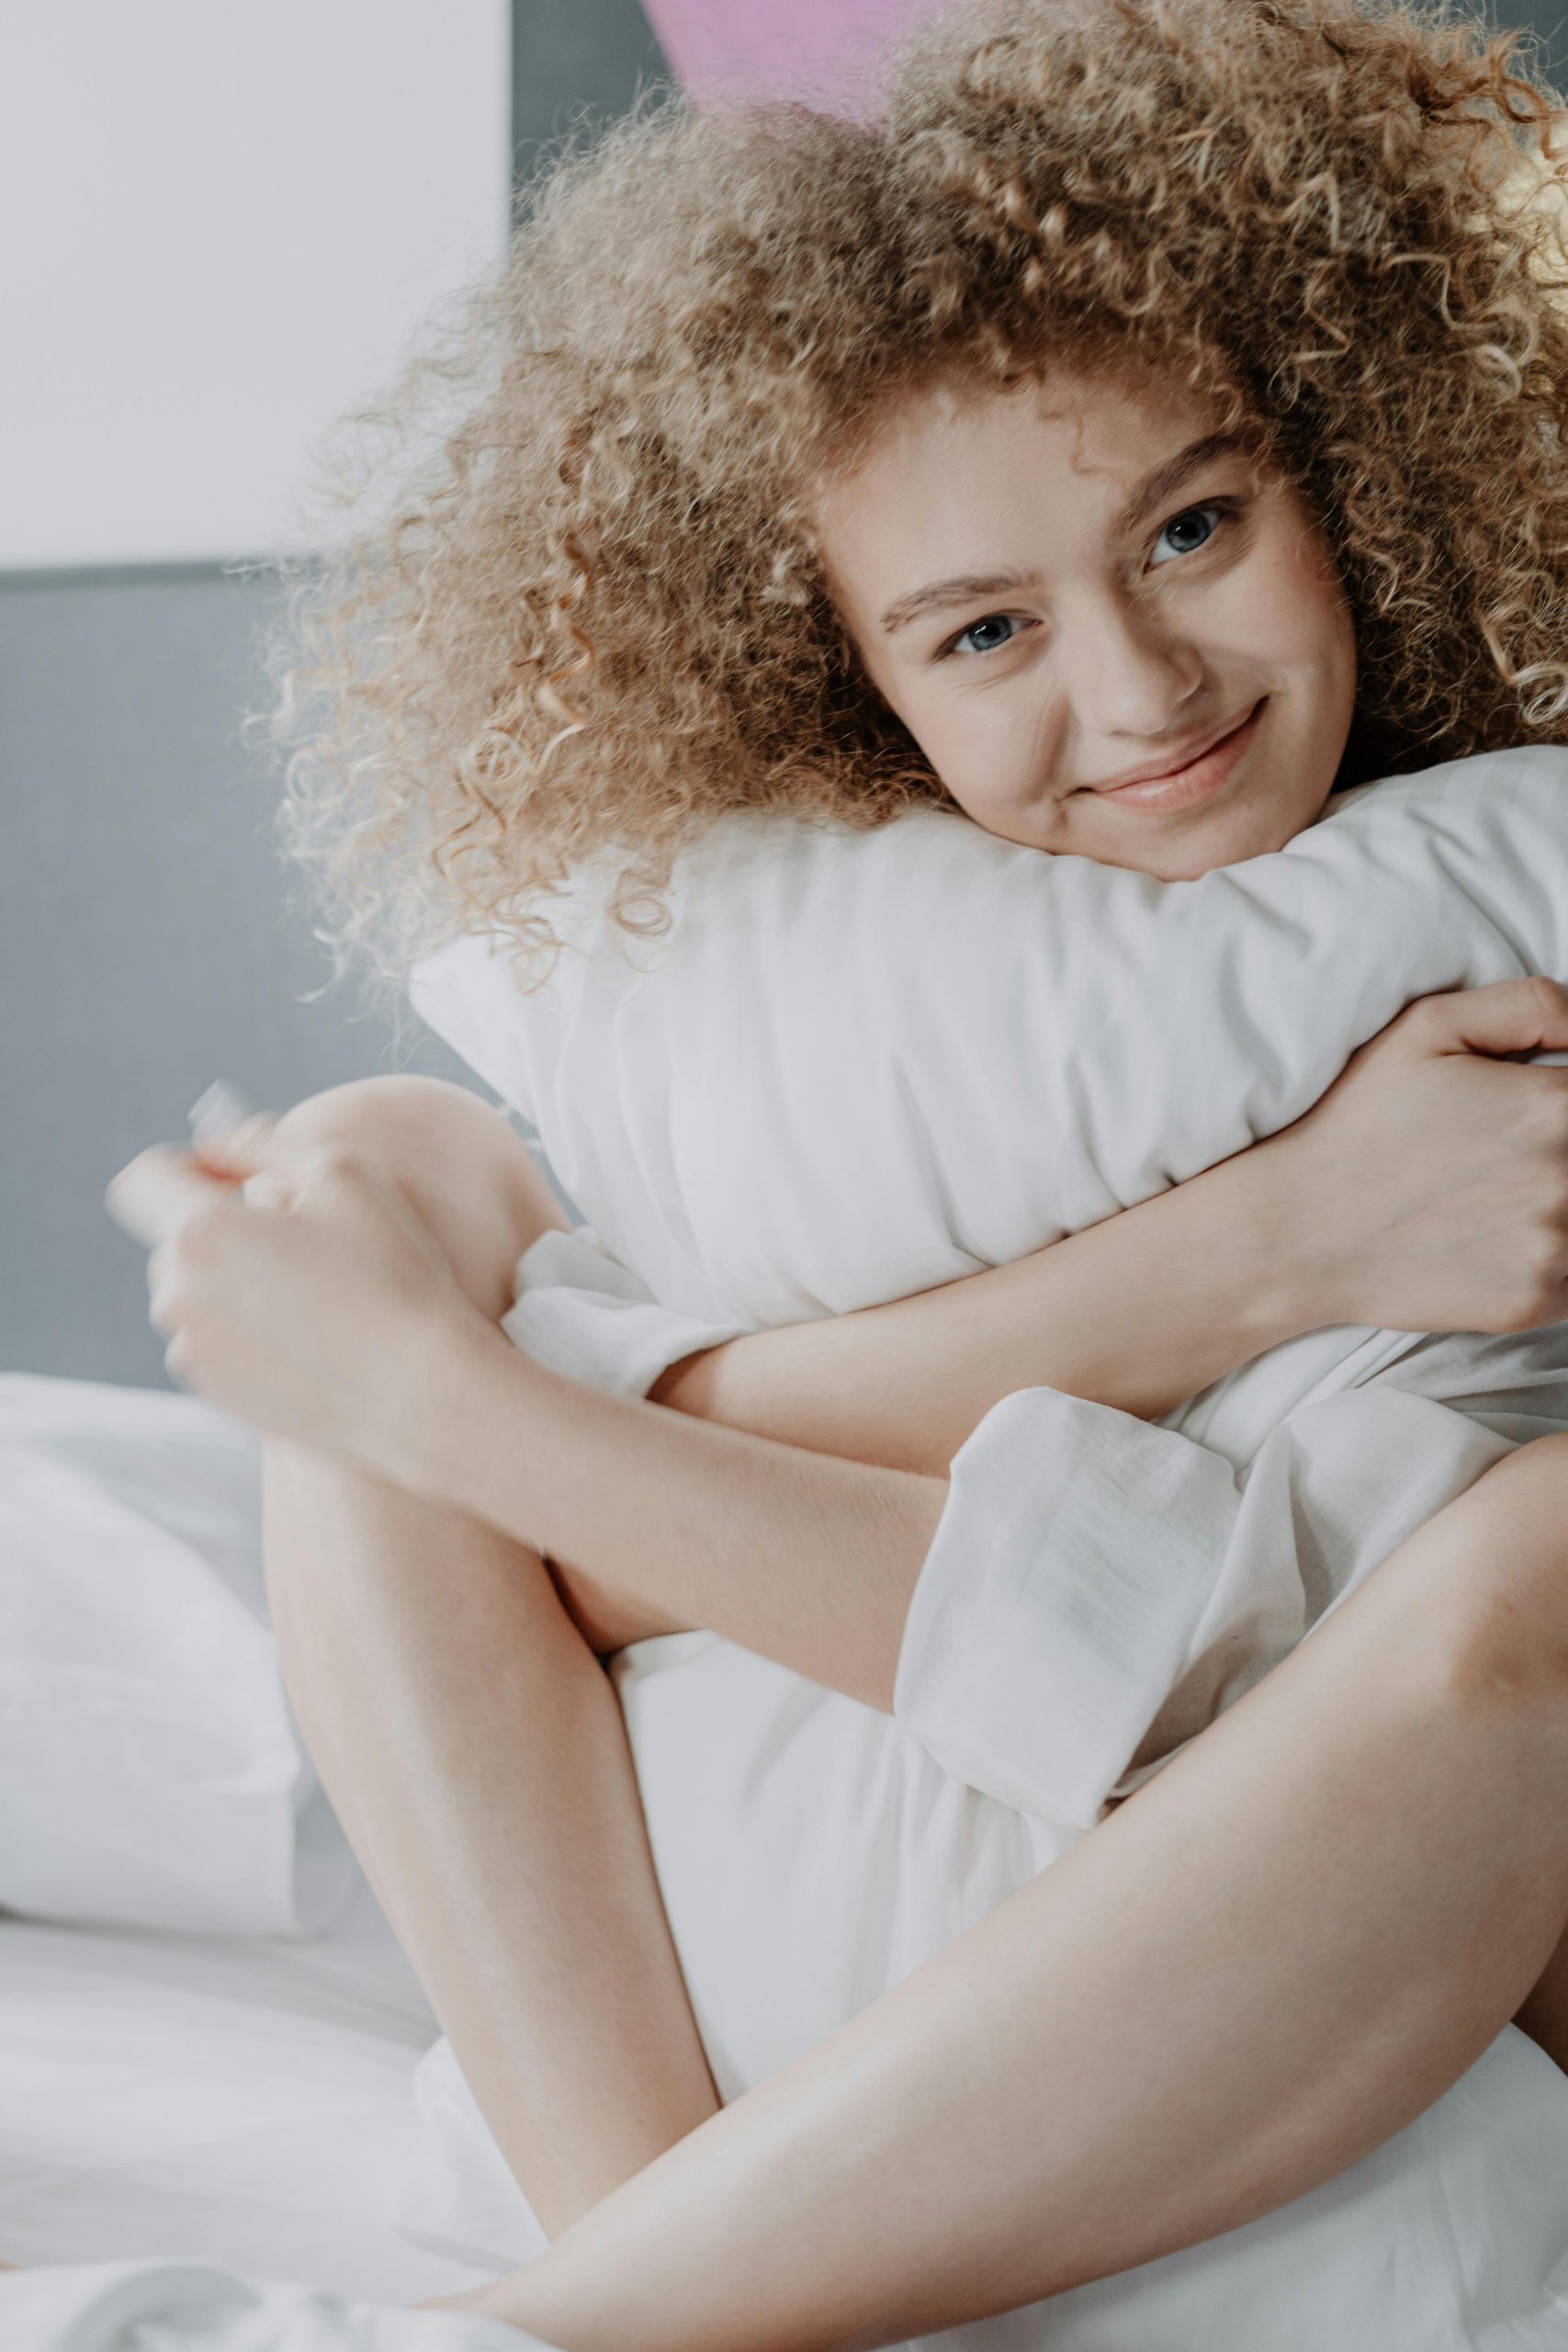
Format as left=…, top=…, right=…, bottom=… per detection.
left=1111, top=430, right=1249, bottom=539
left=878, top=567, right=1044, bottom=637
left=875, top=434, right=1250, bottom=638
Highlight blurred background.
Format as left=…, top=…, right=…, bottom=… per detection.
left=1, top=0, right=1562, bottom=1385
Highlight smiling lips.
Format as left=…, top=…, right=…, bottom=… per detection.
left=1082, top=701, right=1264, bottom=815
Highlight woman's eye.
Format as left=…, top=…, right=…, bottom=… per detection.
left=1149, top=503, right=1225, bottom=567
left=949, top=613, right=1023, bottom=658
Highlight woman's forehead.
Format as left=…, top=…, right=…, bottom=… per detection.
left=820, top=368, right=1247, bottom=514
left=811, top=370, right=1250, bottom=586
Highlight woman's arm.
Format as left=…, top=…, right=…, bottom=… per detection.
left=650, top=1141, right=1296, bottom=1466
left=652, top=981, right=1568, bottom=1473
left=120, top=1135, right=940, bottom=1707
left=426, top=1325, right=939, bottom=1708
left=355, top=982, right=1568, bottom=1709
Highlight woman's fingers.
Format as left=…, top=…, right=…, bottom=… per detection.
left=192, top=1112, right=280, bottom=1179
left=106, top=1144, right=231, bottom=1249
left=1401, top=975, right=1568, bottom=1059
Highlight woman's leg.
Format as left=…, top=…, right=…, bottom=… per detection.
left=1517, top=1928, right=1568, bottom=2066
left=453, top=1430, right=1568, bottom=2352
left=260, top=1079, right=718, bottom=2237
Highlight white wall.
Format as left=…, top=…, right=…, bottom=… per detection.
left=0, top=1, right=511, bottom=568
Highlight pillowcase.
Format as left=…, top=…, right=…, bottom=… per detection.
left=410, top=745, right=1568, bottom=1333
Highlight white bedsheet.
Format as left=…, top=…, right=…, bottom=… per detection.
left=0, top=2266, right=522, bottom=2352
left=0, top=1869, right=527, bottom=2344
left=0, top=1879, right=438, bottom=2290
left=0, top=1374, right=350, bottom=1939
left=0, top=1371, right=554, bottom=2347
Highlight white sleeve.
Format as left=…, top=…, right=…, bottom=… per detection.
left=501, top=1227, right=748, bottom=1398
left=893, top=1380, right=1516, bottom=1828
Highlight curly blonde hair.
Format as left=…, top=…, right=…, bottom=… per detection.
left=276, top=0, right=1568, bottom=994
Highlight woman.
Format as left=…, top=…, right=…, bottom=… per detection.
left=128, top=985, right=1568, bottom=2352
left=123, top=0, right=1568, bottom=2341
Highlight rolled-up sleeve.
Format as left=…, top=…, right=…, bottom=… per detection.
left=893, top=1381, right=1517, bottom=1831
left=502, top=1227, right=748, bottom=1399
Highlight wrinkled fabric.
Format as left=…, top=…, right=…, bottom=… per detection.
left=897, top=1329, right=1568, bottom=1825
left=0, top=1375, right=352, bottom=1935
left=0, top=2261, right=531, bottom=2352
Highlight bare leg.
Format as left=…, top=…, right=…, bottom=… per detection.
left=454, top=1432, right=1568, bottom=2351
left=261, top=1080, right=718, bottom=2236
left=1516, top=1918, right=1568, bottom=2068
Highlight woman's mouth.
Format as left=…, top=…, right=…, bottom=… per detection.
left=1082, top=701, right=1265, bottom=816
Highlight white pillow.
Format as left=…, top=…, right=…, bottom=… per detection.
left=0, top=1374, right=355, bottom=1936
left=410, top=744, right=1568, bottom=1332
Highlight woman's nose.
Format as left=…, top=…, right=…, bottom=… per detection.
left=1063, top=600, right=1204, bottom=741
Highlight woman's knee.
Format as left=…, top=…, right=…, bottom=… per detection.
left=273, top=1076, right=566, bottom=1319
left=1416, top=1434, right=1568, bottom=1713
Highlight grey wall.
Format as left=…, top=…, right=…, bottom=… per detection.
left=0, top=570, right=482, bottom=1385
left=512, top=0, right=665, bottom=175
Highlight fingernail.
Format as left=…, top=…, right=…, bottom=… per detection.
left=188, top=1080, right=260, bottom=1148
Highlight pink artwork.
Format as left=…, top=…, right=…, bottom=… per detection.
left=641, top=0, right=924, bottom=103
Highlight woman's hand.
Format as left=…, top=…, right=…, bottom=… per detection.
left=108, top=1138, right=491, bottom=1476
left=1264, top=975, right=1568, bottom=1336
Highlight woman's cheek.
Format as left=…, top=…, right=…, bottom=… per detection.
left=903, top=680, right=1055, bottom=840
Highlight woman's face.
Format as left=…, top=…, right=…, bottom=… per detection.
left=813, top=371, right=1358, bottom=877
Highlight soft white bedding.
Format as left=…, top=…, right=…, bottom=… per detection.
left=0, top=1883, right=445, bottom=2294
left=0, top=1375, right=532, bottom=2347
left=0, top=2267, right=520, bottom=2352
left=0, top=1375, right=349, bottom=1939
left=0, top=1887, right=531, bottom=2346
